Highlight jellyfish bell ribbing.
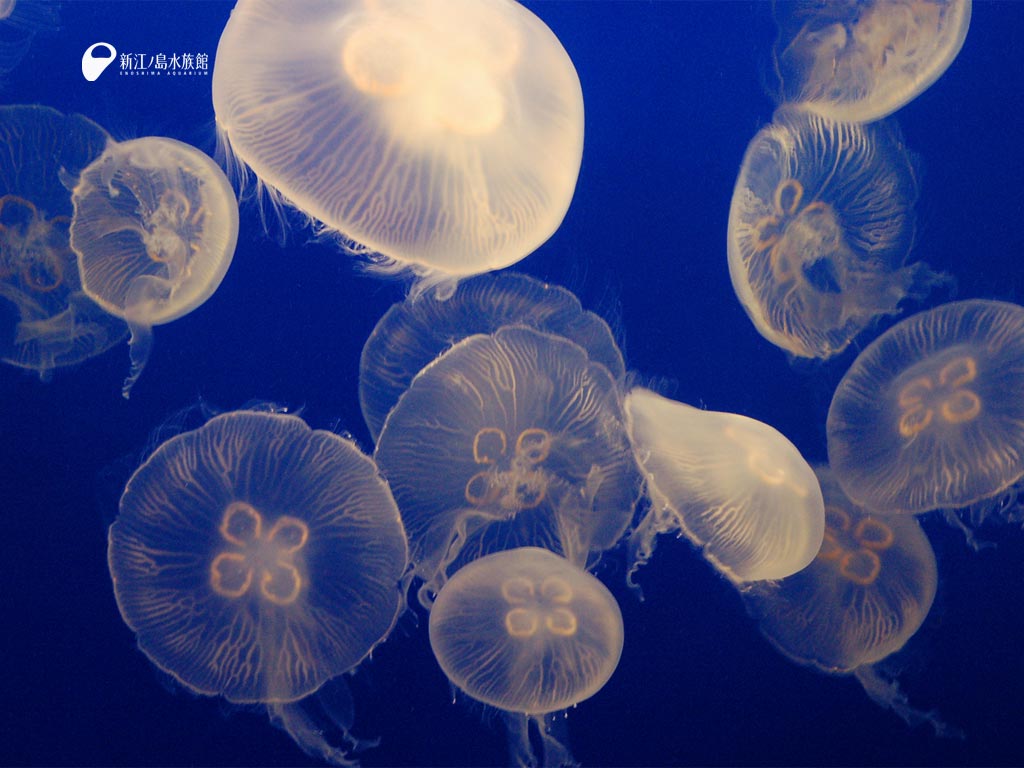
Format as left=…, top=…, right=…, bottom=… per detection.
left=211, top=0, right=584, bottom=289
left=827, top=299, right=1024, bottom=515
left=428, top=547, right=623, bottom=716
left=108, top=410, right=408, bottom=761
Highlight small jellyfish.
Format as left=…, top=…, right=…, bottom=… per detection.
left=429, top=547, right=623, bottom=766
left=0, top=1, right=59, bottom=76
left=625, top=387, right=824, bottom=584
left=359, top=272, right=624, bottom=442
left=374, top=325, right=638, bottom=606
left=744, top=466, right=956, bottom=737
left=727, top=107, right=945, bottom=358
left=108, top=410, right=409, bottom=764
left=827, top=299, right=1024, bottom=515
left=0, top=104, right=127, bottom=377
left=773, top=0, right=971, bottom=123
left=212, top=0, right=584, bottom=292
left=69, top=136, right=239, bottom=398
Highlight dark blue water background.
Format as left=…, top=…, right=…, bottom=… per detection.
left=1, top=2, right=1022, bottom=765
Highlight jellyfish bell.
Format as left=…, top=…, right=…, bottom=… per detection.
left=0, top=104, right=127, bottom=377
left=429, top=546, right=623, bottom=766
left=748, top=468, right=936, bottom=672
left=108, top=410, right=409, bottom=764
left=827, top=299, right=1024, bottom=517
left=625, top=387, right=824, bottom=584
left=744, top=466, right=957, bottom=737
left=69, top=136, right=239, bottom=398
left=430, top=547, right=624, bottom=715
left=374, top=325, right=638, bottom=607
left=773, top=0, right=972, bottom=123
left=0, top=1, right=59, bottom=75
left=212, top=0, right=584, bottom=293
left=727, top=107, right=945, bottom=359
left=359, top=272, right=625, bottom=442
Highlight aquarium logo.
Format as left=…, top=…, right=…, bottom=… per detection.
left=117, top=50, right=210, bottom=77
left=82, top=42, right=117, bottom=81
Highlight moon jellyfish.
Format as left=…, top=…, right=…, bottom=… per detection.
left=212, top=0, right=584, bottom=292
left=70, top=136, right=239, bottom=398
left=108, top=410, right=409, bottom=764
left=429, top=547, right=623, bottom=766
left=728, top=108, right=944, bottom=358
left=625, top=387, right=824, bottom=584
left=774, top=0, right=971, bottom=123
left=359, top=272, right=624, bottom=441
left=0, top=105, right=126, bottom=376
left=374, top=325, right=638, bottom=606
left=0, top=1, right=59, bottom=75
left=744, top=466, right=957, bottom=737
left=828, top=299, right=1024, bottom=516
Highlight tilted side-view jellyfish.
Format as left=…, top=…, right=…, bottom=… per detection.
left=625, top=387, right=824, bottom=584
left=0, top=104, right=126, bottom=377
left=359, top=271, right=624, bottom=441
left=212, top=0, right=584, bottom=295
left=430, top=547, right=623, bottom=766
left=744, top=466, right=958, bottom=738
left=828, top=299, right=1024, bottom=516
left=728, top=107, right=945, bottom=359
left=374, top=325, right=639, bottom=607
left=773, top=0, right=971, bottom=123
left=70, top=136, right=239, bottom=398
left=108, top=410, right=409, bottom=765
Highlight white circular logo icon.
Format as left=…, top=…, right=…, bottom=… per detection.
left=82, top=42, right=116, bottom=81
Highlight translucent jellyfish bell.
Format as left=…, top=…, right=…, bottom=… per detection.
left=108, top=411, right=409, bottom=764
left=374, top=325, right=638, bottom=606
left=625, top=387, right=824, bottom=584
left=429, top=547, right=623, bottom=766
left=727, top=108, right=945, bottom=358
left=827, top=299, right=1024, bottom=515
left=0, top=1, right=59, bottom=75
left=0, top=105, right=127, bottom=377
left=744, top=466, right=956, bottom=737
left=774, top=0, right=972, bottom=123
left=212, top=0, right=584, bottom=291
left=70, top=136, right=239, bottom=398
left=359, top=272, right=624, bottom=442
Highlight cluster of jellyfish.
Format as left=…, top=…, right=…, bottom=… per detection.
left=5, top=0, right=1023, bottom=765
left=0, top=102, right=238, bottom=398
left=108, top=0, right=627, bottom=763
left=724, top=0, right=1024, bottom=739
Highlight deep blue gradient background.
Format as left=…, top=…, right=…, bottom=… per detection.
left=1, top=2, right=1022, bottom=765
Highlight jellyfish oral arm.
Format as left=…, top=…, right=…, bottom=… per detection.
left=121, top=319, right=153, bottom=399
left=119, top=273, right=175, bottom=398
